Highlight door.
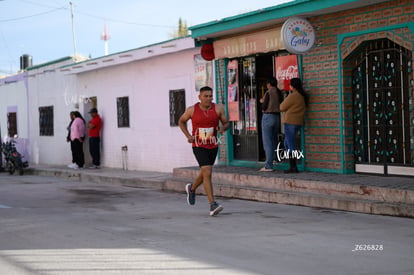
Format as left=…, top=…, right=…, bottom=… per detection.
left=83, top=96, right=97, bottom=165
left=230, top=55, right=277, bottom=162
left=353, top=39, right=412, bottom=175
left=232, top=57, right=259, bottom=161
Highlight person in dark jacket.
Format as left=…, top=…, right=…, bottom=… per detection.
left=67, top=111, right=76, bottom=167
left=259, top=77, right=283, bottom=171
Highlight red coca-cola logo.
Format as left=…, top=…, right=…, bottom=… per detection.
left=276, top=65, right=298, bottom=80
left=275, top=55, right=299, bottom=91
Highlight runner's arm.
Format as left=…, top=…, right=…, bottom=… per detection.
left=179, top=106, right=195, bottom=143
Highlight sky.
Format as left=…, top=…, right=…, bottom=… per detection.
left=0, top=0, right=292, bottom=74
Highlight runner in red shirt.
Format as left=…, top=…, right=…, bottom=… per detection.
left=179, top=86, right=229, bottom=216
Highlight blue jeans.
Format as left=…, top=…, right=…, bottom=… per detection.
left=284, top=123, right=301, bottom=151
left=261, top=113, right=280, bottom=169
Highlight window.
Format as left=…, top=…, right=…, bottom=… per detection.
left=169, top=89, right=185, bottom=126
left=117, top=96, right=130, bottom=128
left=39, top=106, right=54, bottom=136
left=7, top=112, right=17, bottom=137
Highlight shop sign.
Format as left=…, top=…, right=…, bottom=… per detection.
left=281, top=17, right=315, bottom=54
left=214, top=27, right=284, bottom=59
left=275, top=55, right=299, bottom=91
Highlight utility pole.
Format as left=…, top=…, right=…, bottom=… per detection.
left=70, top=2, right=78, bottom=61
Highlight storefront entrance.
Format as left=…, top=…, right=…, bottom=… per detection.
left=352, top=38, right=414, bottom=175
left=230, top=54, right=274, bottom=162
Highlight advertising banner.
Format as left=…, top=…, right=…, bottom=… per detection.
left=227, top=60, right=239, bottom=121
left=275, top=55, right=299, bottom=91
left=194, top=54, right=213, bottom=91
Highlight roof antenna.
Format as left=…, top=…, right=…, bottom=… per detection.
left=101, top=23, right=111, bottom=56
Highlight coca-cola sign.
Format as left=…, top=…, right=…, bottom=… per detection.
left=275, top=55, right=299, bottom=91
left=281, top=17, right=315, bottom=54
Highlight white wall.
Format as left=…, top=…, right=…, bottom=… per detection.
left=76, top=47, right=201, bottom=172
left=0, top=74, right=29, bottom=161
left=1, top=39, right=210, bottom=173
left=0, top=76, right=28, bottom=137
left=27, top=59, right=78, bottom=165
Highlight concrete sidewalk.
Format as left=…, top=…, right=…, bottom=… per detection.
left=23, top=164, right=414, bottom=218
left=2, top=173, right=413, bottom=275
left=25, top=164, right=171, bottom=190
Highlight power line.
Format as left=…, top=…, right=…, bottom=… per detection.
left=0, top=7, right=65, bottom=22
left=6, top=0, right=175, bottom=29
left=75, top=10, right=175, bottom=29
left=0, top=25, right=14, bottom=64
left=0, top=68, right=13, bottom=74
left=19, top=0, right=65, bottom=9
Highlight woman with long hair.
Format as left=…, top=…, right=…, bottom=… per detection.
left=68, top=111, right=86, bottom=169
left=280, top=78, right=308, bottom=173
left=67, top=111, right=76, bottom=167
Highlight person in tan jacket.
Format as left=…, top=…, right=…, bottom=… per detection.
left=279, top=78, right=309, bottom=173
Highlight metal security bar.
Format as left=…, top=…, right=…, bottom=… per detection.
left=39, top=106, right=54, bottom=136
left=117, top=96, right=130, bottom=128
left=353, top=39, right=412, bottom=169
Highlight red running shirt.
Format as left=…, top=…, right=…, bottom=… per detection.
left=191, top=103, right=219, bottom=149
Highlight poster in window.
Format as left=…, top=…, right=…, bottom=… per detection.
left=194, top=54, right=213, bottom=91
left=275, top=55, right=299, bottom=91
left=227, top=60, right=239, bottom=121
left=247, top=98, right=257, bottom=131
left=227, top=60, right=238, bottom=102
left=228, top=102, right=239, bottom=122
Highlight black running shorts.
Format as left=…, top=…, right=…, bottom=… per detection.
left=192, top=147, right=218, bottom=167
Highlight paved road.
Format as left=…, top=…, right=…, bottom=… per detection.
left=0, top=174, right=413, bottom=275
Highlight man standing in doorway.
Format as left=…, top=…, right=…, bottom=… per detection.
left=259, top=77, right=283, bottom=172
left=88, top=108, right=102, bottom=169
left=179, top=86, right=230, bottom=216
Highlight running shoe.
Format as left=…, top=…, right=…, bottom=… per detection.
left=210, top=201, right=223, bottom=216
left=185, top=183, right=196, bottom=205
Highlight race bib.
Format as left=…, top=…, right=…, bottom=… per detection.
left=196, top=127, right=215, bottom=145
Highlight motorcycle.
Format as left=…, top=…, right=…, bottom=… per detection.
left=1, top=135, right=28, bottom=175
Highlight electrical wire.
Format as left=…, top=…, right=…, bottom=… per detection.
left=0, top=7, right=65, bottom=22
left=19, top=0, right=64, bottom=9
left=76, top=10, right=174, bottom=29
left=5, top=0, right=174, bottom=28
left=0, top=0, right=178, bottom=71
left=0, top=25, right=14, bottom=71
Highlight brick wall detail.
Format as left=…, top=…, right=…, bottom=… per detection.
left=303, top=0, right=414, bottom=172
